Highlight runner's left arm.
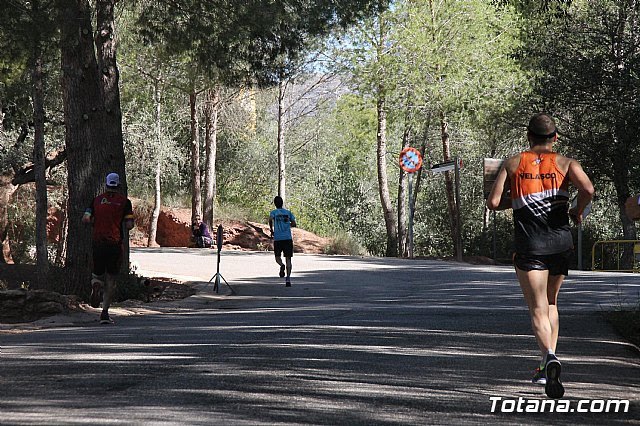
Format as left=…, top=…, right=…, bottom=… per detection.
left=567, top=159, right=595, bottom=224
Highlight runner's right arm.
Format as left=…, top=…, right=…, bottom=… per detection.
left=82, top=200, right=94, bottom=224
left=268, top=214, right=274, bottom=237
left=487, top=161, right=511, bottom=211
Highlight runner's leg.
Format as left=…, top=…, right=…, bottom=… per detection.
left=546, top=274, right=564, bottom=352
left=285, top=256, right=292, bottom=278
left=102, top=273, right=116, bottom=312
left=275, top=251, right=285, bottom=278
left=516, top=267, right=553, bottom=357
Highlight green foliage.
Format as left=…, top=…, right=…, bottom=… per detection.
left=0, top=0, right=60, bottom=130
left=2, top=0, right=636, bottom=269
left=114, top=272, right=147, bottom=303
left=323, top=231, right=365, bottom=256
left=137, top=0, right=389, bottom=85
left=515, top=0, right=640, bottom=238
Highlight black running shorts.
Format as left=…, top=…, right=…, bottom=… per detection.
left=274, top=239, right=294, bottom=258
left=513, top=250, right=572, bottom=276
left=93, top=242, right=122, bottom=275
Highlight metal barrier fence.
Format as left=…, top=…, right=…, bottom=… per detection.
left=591, top=240, right=640, bottom=272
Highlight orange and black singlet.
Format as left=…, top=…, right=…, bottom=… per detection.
left=510, top=151, right=572, bottom=255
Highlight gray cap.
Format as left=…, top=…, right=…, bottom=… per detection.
left=106, top=172, right=120, bottom=187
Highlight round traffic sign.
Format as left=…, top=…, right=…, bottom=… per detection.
left=399, top=147, right=423, bottom=173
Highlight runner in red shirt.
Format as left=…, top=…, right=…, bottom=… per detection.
left=82, top=172, right=134, bottom=324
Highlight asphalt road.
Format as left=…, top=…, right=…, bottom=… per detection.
left=0, top=248, right=639, bottom=425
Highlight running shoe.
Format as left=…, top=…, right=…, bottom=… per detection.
left=90, top=280, right=102, bottom=309
left=99, top=311, right=114, bottom=325
left=279, top=265, right=286, bottom=278
left=532, top=367, right=546, bottom=385
left=544, top=354, right=564, bottom=399
left=285, top=279, right=291, bottom=287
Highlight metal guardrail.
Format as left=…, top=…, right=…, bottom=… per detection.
left=591, top=240, right=640, bottom=272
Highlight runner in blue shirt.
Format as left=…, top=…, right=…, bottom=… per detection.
left=269, top=196, right=297, bottom=286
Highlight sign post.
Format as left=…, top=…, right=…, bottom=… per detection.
left=431, top=157, right=463, bottom=262
left=570, top=199, right=592, bottom=270
left=399, top=147, right=423, bottom=258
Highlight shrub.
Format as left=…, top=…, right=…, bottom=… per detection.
left=324, top=231, right=365, bottom=256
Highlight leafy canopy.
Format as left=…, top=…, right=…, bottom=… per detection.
left=137, top=0, right=388, bottom=85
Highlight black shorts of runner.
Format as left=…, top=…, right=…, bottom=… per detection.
left=93, top=242, right=122, bottom=275
left=274, top=239, right=294, bottom=258
left=513, top=250, right=572, bottom=276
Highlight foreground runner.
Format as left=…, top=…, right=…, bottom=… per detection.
left=269, top=196, right=296, bottom=287
left=83, top=172, right=135, bottom=324
left=487, top=113, right=594, bottom=398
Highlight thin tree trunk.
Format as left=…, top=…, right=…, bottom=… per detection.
left=0, top=177, right=18, bottom=264
left=440, top=111, right=460, bottom=259
left=31, top=3, right=49, bottom=286
left=277, top=80, right=286, bottom=205
left=190, top=90, right=202, bottom=222
left=377, top=94, right=397, bottom=257
left=55, top=194, right=68, bottom=266
left=148, top=77, right=162, bottom=247
left=397, top=122, right=410, bottom=257
left=148, top=161, right=161, bottom=247
left=59, top=0, right=104, bottom=295
left=409, top=123, right=429, bottom=254
left=204, top=86, right=220, bottom=230
left=376, top=17, right=397, bottom=258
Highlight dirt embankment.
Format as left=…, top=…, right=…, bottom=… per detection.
left=128, top=200, right=331, bottom=254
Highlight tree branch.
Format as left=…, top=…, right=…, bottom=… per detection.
left=10, top=149, right=67, bottom=185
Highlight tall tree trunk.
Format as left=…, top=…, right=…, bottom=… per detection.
left=277, top=80, right=286, bottom=205
left=148, top=77, right=162, bottom=247
left=95, top=0, right=129, bottom=271
left=31, top=3, right=49, bottom=286
left=95, top=0, right=126, bottom=183
left=190, top=90, right=202, bottom=222
left=409, top=123, right=429, bottom=255
left=59, top=0, right=105, bottom=295
left=376, top=18, right=397, bottom=258
left=204, top=86, right=219, bottom=230
left=440, top=112, right=459, bottom=258
left=397, top=122, right=410, bottom=257
left=55, top=194, right=68, bottom=266
left=0, top=176, right=18, bottom=264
